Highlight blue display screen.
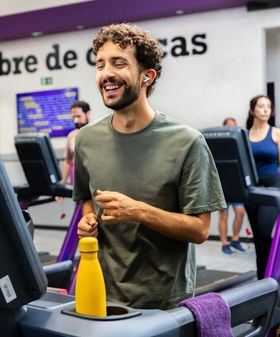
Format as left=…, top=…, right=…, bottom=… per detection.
left=16, top=88, right=78, bottom=137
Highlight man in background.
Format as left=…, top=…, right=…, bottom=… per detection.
left=60, top=100, right=91, bottom=185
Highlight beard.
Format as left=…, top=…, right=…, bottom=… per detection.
left=101, top=80, right=141, bottom=111
left=75, top=122, right=87, bottom=129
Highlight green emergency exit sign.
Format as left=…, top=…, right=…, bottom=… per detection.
left=41, top=77, right=53, bottom=85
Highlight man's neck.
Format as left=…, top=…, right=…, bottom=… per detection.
left=112, top=100, right=155, bottom=133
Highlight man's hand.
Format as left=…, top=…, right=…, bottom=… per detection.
left=95, top=190, right=140, bottom=222
left=92, top=190, right=210, bottom=244
left=77, top=213, right=98, bottom=238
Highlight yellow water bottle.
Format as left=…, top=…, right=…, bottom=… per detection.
left=75, top=237, right=107, bottom=317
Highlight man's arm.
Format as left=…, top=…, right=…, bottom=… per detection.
left=77, top=199, right=99, bottom=238
left=55, top=158, right=71, bottom=202
left=137, top=202, right=210, bottom=244
left=81, top=198, right=95, bottom=216
left=60, top=158, right=71, bottom=184
left=95, top=190, right=210, bottom=244
left=60, top=132, right=75, bottom=184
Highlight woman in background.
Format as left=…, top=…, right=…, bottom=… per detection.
left=246, top=95, right=280, bottom=279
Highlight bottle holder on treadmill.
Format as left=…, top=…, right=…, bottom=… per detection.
left=62, top=302, right=142, bottom=321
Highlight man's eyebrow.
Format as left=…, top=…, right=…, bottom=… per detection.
left=96, top=58, right=104, bottom=63
left=112, top=56, right=128, bottom=62
left=96, top=56, right=128, bottom=63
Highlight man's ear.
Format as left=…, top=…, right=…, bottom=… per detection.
left=86, top=110, right=91, bottom=120
left=143, top=76, right=150, bottom=83
left=142, top=69, right=157, bottom=86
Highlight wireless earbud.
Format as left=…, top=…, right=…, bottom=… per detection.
left=143, top=76, right=150, bottom=83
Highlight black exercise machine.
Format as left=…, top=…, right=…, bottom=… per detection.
left=14, top=133, right=72, bottom=202
left=0, top=158, right=278, bottom=337
left=202, top=126, right=280, bottom=276
left=14, top=133, right=81, bottom=292
left=202, top=126, right=280, bottom=207
left=202, top=126, right=280, bottom=336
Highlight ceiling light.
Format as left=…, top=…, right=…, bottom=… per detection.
left=176, top=9, right=184, bottom=15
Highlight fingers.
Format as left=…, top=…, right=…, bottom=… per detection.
left=96, top=190, right=118, bottom=202
left=77, top=213, right=98, bottom=238
left=95, top=190, right=136, bottom=222
left=95, top=190, right=119, bottom=210
left=78, top=227, right=98, bottom=238
left=85, top=213, right=97, bottom=226
left=101, top=214, right=115, bottom=222
left=98, top=201, right=116, bottom=211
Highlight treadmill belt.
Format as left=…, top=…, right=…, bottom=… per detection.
left=195, top=269, right=256, bottom=295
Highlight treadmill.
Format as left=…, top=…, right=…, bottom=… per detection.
left=202, top=126, right=280, bottom=275
left=14, top=133, right=81, bottom=292
left=0, top=157, right=277, bottom=337
left=14, top=133, right=72, bottom=202
left=202, top=126, right=280, bottom=336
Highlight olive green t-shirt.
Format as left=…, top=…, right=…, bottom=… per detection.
left=73, top=111, right=226, bottom=309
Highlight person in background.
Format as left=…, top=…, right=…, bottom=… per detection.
left=246, top=95, right=280, bottom=279
left=60, top=101, right=91, bottom=185
left=73, top=23, right=226, bottom=310
left=218, top=117, right=246, bottom=254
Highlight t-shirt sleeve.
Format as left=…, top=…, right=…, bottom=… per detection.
left=179, top=134, right=226, bottom=214
left=72, top=137, right=91, bottom=202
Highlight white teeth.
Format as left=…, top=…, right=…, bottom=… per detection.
left=105, top=85, right=119, bottom=90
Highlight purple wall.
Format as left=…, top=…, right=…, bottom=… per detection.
left=0, top=0, right=247, bottom=42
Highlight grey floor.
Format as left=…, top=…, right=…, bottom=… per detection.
left=33, top=228, right=257, bottom=274
left=196, top=240, right=256, bottom=273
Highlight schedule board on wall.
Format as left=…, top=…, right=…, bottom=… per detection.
left=16, top=88, right=78, bottom=137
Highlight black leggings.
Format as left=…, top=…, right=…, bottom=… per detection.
left=245, top=174, right=280, bottom=279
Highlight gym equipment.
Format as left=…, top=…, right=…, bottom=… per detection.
left=0, top=157, right=278, bottom=337
left=202, top=126, right=280, bottom=278
left=14, top=133, right=81, bottom=292
left=202, top=126, right=280, bottom=336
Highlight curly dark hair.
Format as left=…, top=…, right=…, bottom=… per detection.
left=246, top=95, right=274, bottom=129
left=92, top=23, right=162, bottom=96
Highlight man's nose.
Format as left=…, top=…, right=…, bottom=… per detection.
left=102, top=64, right=116, bottom=78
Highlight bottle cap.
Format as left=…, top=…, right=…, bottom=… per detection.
left=79, top=237, right=98, bottom=252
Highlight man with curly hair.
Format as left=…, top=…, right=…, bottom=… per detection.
left=73, top=23, right=225, bottom=309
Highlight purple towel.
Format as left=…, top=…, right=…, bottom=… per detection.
left=177, top=292, right=233, bottom=337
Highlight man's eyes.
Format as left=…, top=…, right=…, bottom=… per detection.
left=114, top=62, right=126, bottom=67
left=96, top=61, right=127, bottom=70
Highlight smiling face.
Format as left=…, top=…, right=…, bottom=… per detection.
left=95, top=41, right=144, bottom=111
left=252, top=96, right=272, bottom=123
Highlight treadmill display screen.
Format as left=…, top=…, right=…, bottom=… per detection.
left=16, top=88, right=78, bottom=137
left=202, top=126, right=258, bottom=202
